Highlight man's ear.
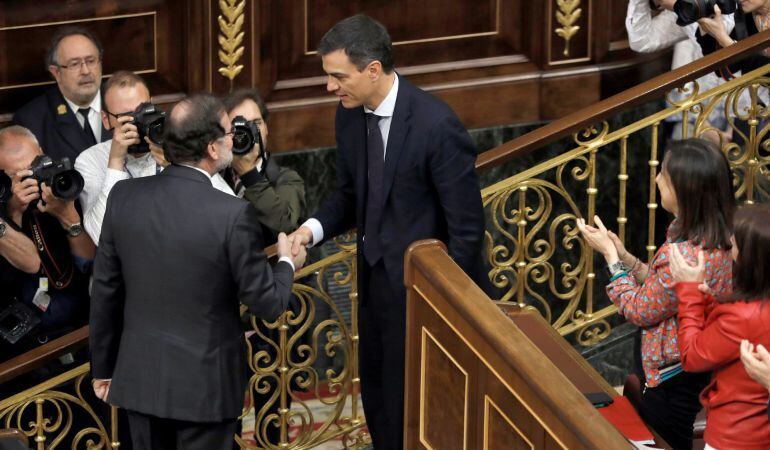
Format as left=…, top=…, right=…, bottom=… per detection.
left=367, top=60, right=382, bottom=81
left=207, top=142, right=219, bottom=161
left=100, top=111, right=110, bottom=131
left=48, top=65, right=61, bottom=82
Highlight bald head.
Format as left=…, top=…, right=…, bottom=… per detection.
left=162, top=94, right=227, bottom=165
left=0, top=126, right=43, bottom=175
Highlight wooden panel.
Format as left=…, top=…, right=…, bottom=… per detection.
left=484, top=397, right=534, bottom=450
left=421, top=329, right=467, bottom=450
left=0, top=0, right=192, bottom=120
left=541, top=72, right=600, bottom=120
left=268, top=0, right=525, bottom=95
left=403, top=240, right=635, bottom=450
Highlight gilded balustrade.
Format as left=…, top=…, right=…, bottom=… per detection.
left=482, top=62, right=770, bottom=346
left=3, top=63, right=770, bottom=450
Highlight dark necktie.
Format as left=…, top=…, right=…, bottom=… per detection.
left=77, top=107, right=97, bottom=146
left=364, top=113, right=384, bottom=265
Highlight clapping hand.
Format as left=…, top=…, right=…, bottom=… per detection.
left=576, top=215, right=619, bottom=263
left=741, top=340, right=770, bottom=392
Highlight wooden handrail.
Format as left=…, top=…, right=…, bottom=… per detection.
left=0, top=326, right=89, bottom=384
left=476, top=29, right=770, bottom=171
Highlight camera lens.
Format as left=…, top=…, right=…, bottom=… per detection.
left=51, top=170, right=84, bottom=200
left=232, top=130, right=253, bottom=155
left=674, top=0, right=705, bottom=25
left=148, top=120, right=164, bottom=145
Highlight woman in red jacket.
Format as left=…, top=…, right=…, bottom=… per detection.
left=671, top=204, right=770, bottom=450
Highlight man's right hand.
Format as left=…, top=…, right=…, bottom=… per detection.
left=288, top=226, right=313, bottom=257
left=108, top=116, right=140, bottom=170
left=277, top=232, right=307, bottom=270
left=8, top=170, right=39, bottom=225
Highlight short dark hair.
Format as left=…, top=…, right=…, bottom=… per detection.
left=46, top=26, right=104, bottom=68
left=162, top=93, right=226, bottom=164
left=663, top=138, right=735, bottom=249
left=317, top=14, right=394, bottom=73
left=102, top=71, right=149, bottom=113
left=725, top=204, right=770, bottom=302
left=223, top=88, right=269, bottom=122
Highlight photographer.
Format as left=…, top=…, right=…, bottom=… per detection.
left=627, top=0, right=735, bottom=140
left=694, top=1, right=770, bottom=77
left=0, top=125, right=94, bottom=349
left=223, top=89, right=305, bottom=245
left=76, top=71, right=234, bottom=244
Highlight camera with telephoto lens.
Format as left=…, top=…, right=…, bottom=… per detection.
left=674, top=0, right=738, bottom=26
left=231, top=115, right=264, bottom=156
left=128, top=102, right=166, bottom=154
left=25, top=155, right=84, bottom=201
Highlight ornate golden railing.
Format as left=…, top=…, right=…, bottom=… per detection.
left=482, top=62, right=770, bottom=346
left=4, top=59, right=770, bottom=450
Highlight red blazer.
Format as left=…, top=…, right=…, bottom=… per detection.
left=676, top=282, right=770, bottom=450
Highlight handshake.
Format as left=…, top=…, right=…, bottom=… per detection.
left=275, top=226, right=314, bottom=272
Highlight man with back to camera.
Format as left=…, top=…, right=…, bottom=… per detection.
left=75, top=70, right=234, bottom=244
left=223, top=88, right=306, bottom=246
left=288, top=14, right=485, bottom=450
left=0, top=126, right=95, bottom=348
left=14, top=26, right=109, bottom=162
left=89, top=93, right=306, bottom=450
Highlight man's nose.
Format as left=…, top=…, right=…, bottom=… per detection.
left=326, top=76, right=338, bottom=93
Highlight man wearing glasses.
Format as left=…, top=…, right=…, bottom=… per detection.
left=13, top=26, right=109, bottom=163
left=74, top=71, right=234, bottom=244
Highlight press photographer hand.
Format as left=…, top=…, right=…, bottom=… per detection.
left=8, top=169, right=39, bottom=226
left=108, top=115, right=140, bottom=170
left=697, top=5, right=733, bottom=48
left=37, top=183, right=79, bottom=226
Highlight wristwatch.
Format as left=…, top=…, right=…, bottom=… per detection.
left=0, top=220, right=6, bottom=239
left=606, top=260, right=627, bottom=277
left=65, top=222, right=83, bottom=237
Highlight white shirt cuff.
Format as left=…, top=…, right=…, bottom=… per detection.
left=278, top=256, right=295, bottom=272
left=301, top=218, right=323, bottom=248
left=102, top=168, right=130, bottom=195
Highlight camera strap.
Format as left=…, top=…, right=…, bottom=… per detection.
left=28, top=211, right=73, bottom=290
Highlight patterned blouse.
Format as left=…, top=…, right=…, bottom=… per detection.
left=606, top=222, right=733, bottom=387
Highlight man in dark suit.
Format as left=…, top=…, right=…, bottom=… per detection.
left=14, top=26, right=109, bottom=163
left=289, top=14, right=485, bottom=450
left=89, top=93, right=306, bottom=450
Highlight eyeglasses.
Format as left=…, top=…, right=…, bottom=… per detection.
left=103, top=109, right=133, bottom=120
left=57, top=57, right=101, bottom=72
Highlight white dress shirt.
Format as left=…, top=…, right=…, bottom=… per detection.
left=64, top=91, right=102, bottom=143
left=75, top=140, right=234, bottom=243
left=626, top=0, right=738, bottom=130
left=302, top=74, right=400, bottom=246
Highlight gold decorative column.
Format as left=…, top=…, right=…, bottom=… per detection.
left=554, top=0, right=581, bottom=57
left=217, top=0, right=246, bottom=90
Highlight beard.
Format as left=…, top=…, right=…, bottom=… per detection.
left=215, top=146, right=233, bottom=172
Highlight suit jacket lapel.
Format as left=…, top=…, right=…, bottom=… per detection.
left=382, top=80, right=411, bottom=204
left=47, top=89, right=93, bottom=156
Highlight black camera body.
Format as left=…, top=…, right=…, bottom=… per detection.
left=674, top=0, right=738, bottom=25
left=0, top=301, right=41, bottom=345
left=129, top=102, right=166, bottom=154
left=26, top=155, right=84, bottom=200
left=231, top=115, right=264, bottom=156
